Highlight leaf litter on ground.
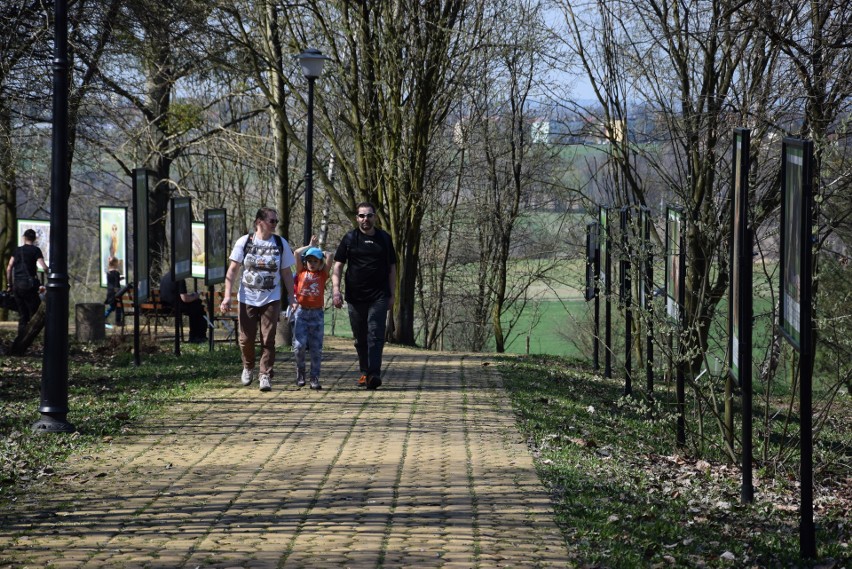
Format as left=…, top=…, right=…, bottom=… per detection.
left=498, top=354, right=850, bottom=568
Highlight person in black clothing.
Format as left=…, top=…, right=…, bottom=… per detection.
left=159, top=270, right=207, bottom=343
left=5, top=229, right=48, bottom=343
left=103, top=256, right=125, bottom=326
left=331, top=202, right=397, bottom=390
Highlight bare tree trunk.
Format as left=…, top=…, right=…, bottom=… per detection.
left=0, top=100, right=16, bottom=304
left=265, top=1, right=291, bottom=239
left=9, top=301, right=46, bottom=356
left=285, top=0, right=480, bottom=346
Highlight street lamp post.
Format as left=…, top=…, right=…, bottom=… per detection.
left=296, top=48, right=328, bottom=246
left=34, top=0, right=74, bottom=433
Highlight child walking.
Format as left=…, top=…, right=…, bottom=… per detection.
left=103, top=256, right=124, bottom=327
left=293, top=236, right=332, bottom=390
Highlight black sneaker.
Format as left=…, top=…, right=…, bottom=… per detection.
left=296, top=371, right=306, bottom=387
left=310, top=377, right=322, bottom=390
left=366, top=375, right=382, bottom=390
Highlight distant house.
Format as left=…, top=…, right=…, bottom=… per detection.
left=531, top=117, right=602, bottom=145
left=531, top=107, right=662, bottom=146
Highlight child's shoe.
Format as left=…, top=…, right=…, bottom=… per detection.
left=310, top=377, right=322, bottom=390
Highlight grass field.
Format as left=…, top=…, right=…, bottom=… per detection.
left=500, top=298, right=591, bottom=358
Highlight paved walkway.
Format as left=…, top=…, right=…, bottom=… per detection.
left=0, top=337, right=567, bottom=568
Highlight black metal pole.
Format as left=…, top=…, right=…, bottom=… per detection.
left=676, top=244, right=686, bottom=447
left=645, top=252, right=654, bottom=394
left=622, top=208, right=632, bottom=396
left=133, top=285, right=140, bottom=366
left=800, top=356, right=815, bottom=558
left=741, top=228, right=754, bottom=503
left=624, top=262, right=632, bottom=396
left=173, top=269, right=181, bottom=357
left=800, top=337, right=815, bottom=558
left=33, top=0, right=74, bottom=434
left=800, top=153, right=816, bottom=558
left=593, top=279, right=599, bottom=371
left=605, top=232, right=612, bottom=379
left=303, top=76, right=316, bottom=247
left=592, top=224, right=600, bottom=371
left=207, top=285, right=214, bottom=352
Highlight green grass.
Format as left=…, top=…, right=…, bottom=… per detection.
left=499, top=298, right=591, bottom=358
left=498, top=354, right=851, bottom=567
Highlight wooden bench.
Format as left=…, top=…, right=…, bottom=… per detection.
left=116, top=287, right=245, bottom=345
left=118, top=288, right=177, bottom=336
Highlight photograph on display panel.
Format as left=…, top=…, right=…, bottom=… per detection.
left=133, top=168, right=154, bottom=302
left=171, top=197, right=192, bottom=281
left=779, top=139, right=811, bottom=351
left=638, top=208, right=649, bottom=309
left=191, top=221, right=205, bottom=279
left=204, top=209, right=228, bottom=286
left=585, top=222, right=598, bottom=301
left=728, top=130, right=749, bottom=380
left=16, top=219, right=50, bottom=272
left=99, top=207, right=127, bottom=288
left=665, top=207, right=682, bottom=321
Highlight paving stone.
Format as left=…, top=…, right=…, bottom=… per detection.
left=0, top=337, right=567, bottom=566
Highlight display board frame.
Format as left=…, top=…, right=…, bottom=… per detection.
left=171, top=197, right=192, bottom=281
left=779, top=138, right=813, bottom=352
left=204, top=209, right=228, bottom=287
left=665, top=206, right=684, bottom=322
left=16, top=219, right=51, bottom=272
left=99, top=207, right=128, bottom=287
left=585, top=221, right=599, bottom=301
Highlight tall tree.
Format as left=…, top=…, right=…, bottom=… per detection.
left=466, top=0, right=559, bottom=352
left=0, top=0, right=49, bottom=296
left=210, top=0, right=299, bottom=240
left=559, top=0, right=783, bottom=376
left=1, top=0, right=120, bottom=301
left=283, top=0, right=485, bottom=345
left=90, top=0, right=218, bottom=277
left=556, top=0, right=852, bottom=456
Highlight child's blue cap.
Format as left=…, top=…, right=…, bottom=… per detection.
left=304, top=247, right=324, bottom=260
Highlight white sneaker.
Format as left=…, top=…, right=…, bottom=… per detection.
left=259, top=374, right=271, bottom=392
left=241, top=368, right=254, bottom=386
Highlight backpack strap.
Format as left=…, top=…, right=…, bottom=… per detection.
left=242, top=233, right=253, bottom=261
left=242, top=232, right=285, bottom=263
left=381, top=230, right=393, bottom=264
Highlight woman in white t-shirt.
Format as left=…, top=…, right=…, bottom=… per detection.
left=220, top=208, right=297, bottom=392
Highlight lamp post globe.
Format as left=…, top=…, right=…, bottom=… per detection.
left=297, top=47, right=327, bottom=79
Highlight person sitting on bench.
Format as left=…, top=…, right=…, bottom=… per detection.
left=159, top=269, right=207, bottom=343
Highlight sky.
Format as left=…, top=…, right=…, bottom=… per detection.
left=543, top=5, right=598, bottom=105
